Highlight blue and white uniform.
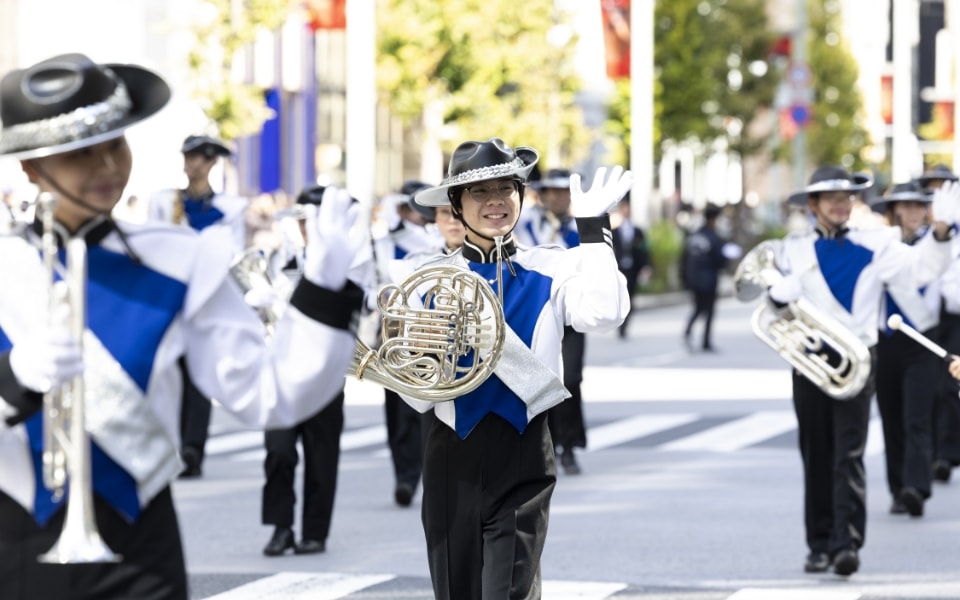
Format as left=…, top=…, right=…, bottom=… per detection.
left=0, top=217, right=362, bottom=525
left=147, top=188, right=248, bottom=251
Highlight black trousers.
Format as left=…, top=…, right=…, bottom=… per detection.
left=384, top=388, right=426, bottom=490
left=792, top=351, right=874, bottom=557
left=548, top=327, right=586, bottom=451
left=876, top=328, right=940, bottom=498
left=261, top=390, right=344, bottom=542
left=0, top=487, right=187, bottom=600
left=618, top=267, right=640, bottom=336
left=179, top=358, right=211, bottom=462
left=684, top=289, right=718, bottom=348
left=935, top=314, right=960, bottom=465
left=422, top=412, right=556, bottom=600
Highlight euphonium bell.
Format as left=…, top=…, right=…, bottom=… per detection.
left=734, top=240, right=871, bottom=400
left=350, top=265, right=505, bottom=402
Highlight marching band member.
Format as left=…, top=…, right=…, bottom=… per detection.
left=407, top=138, right=631, bottom=600
left=259, top=184, right=372, bottom=557
left=871, top=182, right=943, bottom=517
left=514, top=168, right=589, bottom=475
left=762, top=166, right=960, bottom=576
left=924, top=165, right=960, bottom=483
left=145, top=134, right=248, bottom=478
left=0, top=53, right=367, bottom=599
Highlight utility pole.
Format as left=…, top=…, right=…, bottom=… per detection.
left=630, top=0, right=654, bottom=228
left=791, top=0, right=808, bottom=189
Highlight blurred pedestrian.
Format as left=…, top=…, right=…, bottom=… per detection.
left=682, top=204, right=728, bottom=352
left=611, top=195, right=651, bottom=339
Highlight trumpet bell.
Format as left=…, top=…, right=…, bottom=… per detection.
left=350, top=266, right=505, bottom=402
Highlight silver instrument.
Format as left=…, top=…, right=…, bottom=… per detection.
left=734, top=240, right=871, bottom=400
left=229, top=247, right=288, bottom=333
left=350, top=265, right=505, bottom=402
left=36, top=192, right=120, bottom=564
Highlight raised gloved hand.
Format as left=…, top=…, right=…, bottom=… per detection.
left=302, top=186, right=370, bottom=290
left=931, top=180, right=960, bottom=225
left=767, top=272, right=803, bottom=304
left=570, top=166, right=634, bottom=218
left=9, top=303, right=83, bottom=393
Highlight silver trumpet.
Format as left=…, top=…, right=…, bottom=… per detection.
left=36, top=192, right=120, bottom=564
left=734, top=240, right=871, bottom=400
left=350, top=265, right=505, bottom=402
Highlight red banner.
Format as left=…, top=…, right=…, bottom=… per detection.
left=601, top=0, right=630, bottom=79
left=306, top=0, right=346, bottom=31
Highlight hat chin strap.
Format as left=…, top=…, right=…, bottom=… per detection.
left=32, top=162, right=113, bottom=220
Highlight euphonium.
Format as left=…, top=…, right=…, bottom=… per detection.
left=734, top=240, right=871, bottom=400
left=350, top=264, right=505, bottom=402
left=229, top=247, right=288, bottom=332
left=36, top=192, right=120, bottom=564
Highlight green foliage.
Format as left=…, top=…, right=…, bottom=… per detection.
left=187, top=0, right=298, bottom=141
left=652, top=0, right=779, bottom=157
left=375, top=0, right=591, bottom=167
left=643, top=219, right=686, bottom=292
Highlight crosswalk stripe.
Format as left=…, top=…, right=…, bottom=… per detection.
left=542, top=580, right=628, bottom=599
left=206, top=413, right=888, bottom=461
left=202, top=572, right=395, bottom=599
left=659, top=410, right=797, bottom=452
left=726, top=589, right=860, bottom=600
left=586, top=413, right=701, bottom=452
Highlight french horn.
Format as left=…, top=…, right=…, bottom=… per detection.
left=734, top=240, right=871, bottom=400
left=350, top=265, right=505, bottom=402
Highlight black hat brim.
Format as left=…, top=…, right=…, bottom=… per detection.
left=414, top=147, right=539, bottom=208
left=1, top=64, right=171, bottom=160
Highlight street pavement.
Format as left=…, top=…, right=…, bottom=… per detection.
left=176, top=294, right=960, bottom=599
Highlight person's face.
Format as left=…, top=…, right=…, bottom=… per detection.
left=892, top=200, right=930, bottom=236
left=459, top=178, right=520, bottom=251
left=540, top=186, right=571, bottom=219
left=22, top=136, right=132, bottom=230
left=183, top=152, right=215, bottom=183
left=809, top=191, right=854, bottom=230
left=434, top=205, right=465, bottom=250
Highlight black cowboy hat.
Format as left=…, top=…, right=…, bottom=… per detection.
left=0, top=53, right=170, bottom=160
left=787, top=165, right=873, bottom=205
left=414, top=138, right=539, bottom=207
left=181, top=135, right=232, bottom=159
left=531, top=168, right=573, bottom=191
left=917, top=164, right=959, bottom=187
left=869, top=180, right=932, bottom=213
left=398, top=179, right=437, bottom=222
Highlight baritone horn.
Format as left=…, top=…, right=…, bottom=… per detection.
left=36, top=192, right=120, bottom=564
left=734, top=240, right=871, bottom=400
left=349, top=265, right=505, bottom=402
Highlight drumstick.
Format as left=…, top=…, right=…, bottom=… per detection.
left=886, top=314, right=955, bottom=362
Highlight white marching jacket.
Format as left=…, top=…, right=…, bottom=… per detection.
left=770, top=226, right=952, bottom=347
left=0, top=218, right=361, bottom=522
left=146, top=188, right=248, bottom=251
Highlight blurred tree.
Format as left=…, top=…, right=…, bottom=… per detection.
left=376, top=0, right=590, bottom=169
left=188, top=0, right=298, bottom=140
left=799, top=0, right=872, bottom=170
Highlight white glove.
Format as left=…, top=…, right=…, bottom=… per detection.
left=378, top=193, right=403, bottom=231
left=767, top=272, right=803, bottom=304
left=570, top=166, right=634, bottom=218
left=931, top=180, right=960, bottom=225
left=243, top=287, right=282, bottom=310
left=9, top=304, right=83, bottom=393
left=303, top=186, right=370, bottom=290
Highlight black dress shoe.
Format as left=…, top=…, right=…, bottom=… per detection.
left=394, top=483, right=414, bottom=507
left=263, top=527, right=295, bottom=557
left=832, top=548, right=859, bottom=576
left=560, top=448, right=581, bottom=475
left=178, top=447, right=203, bottom=479
left=890, top=497, right=908, bottom=515
left=294, top=539, right=326, bottom=554
left=899, top=487, right=924, bottom=517
left=932, top=460, right=952, bottom=483
left=804, top=551, right=830, bottom=573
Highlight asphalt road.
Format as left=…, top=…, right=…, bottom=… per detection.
left=176, top=295, right=960, bottom=599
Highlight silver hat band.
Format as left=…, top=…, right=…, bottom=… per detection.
left=0, top=73, right=133, bottom=154
left=806, top=178, right=864, bottom=192
left=441, top=157, right=526, bottom=187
